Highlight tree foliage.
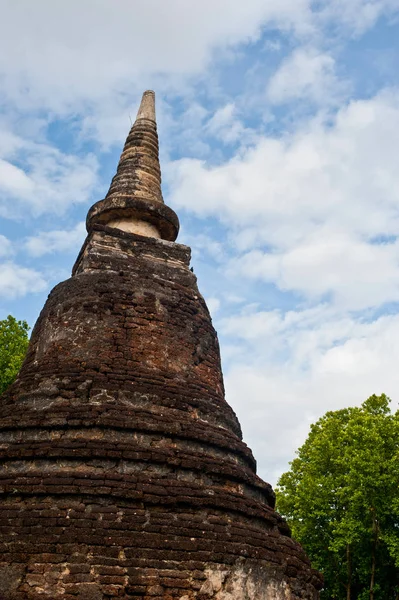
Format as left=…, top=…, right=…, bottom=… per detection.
left=276, top=394, right=399, bottom=600
left=0, top=315, right=30, bottom=395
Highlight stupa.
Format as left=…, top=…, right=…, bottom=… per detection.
left=0, top=91, right=322, bottom=599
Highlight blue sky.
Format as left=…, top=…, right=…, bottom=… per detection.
left=1, top=0, right=399, bottom=484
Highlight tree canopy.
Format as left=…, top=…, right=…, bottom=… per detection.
left=276, top=394, right=399, bottom=600
left=0, top=315, right=30, bottom=395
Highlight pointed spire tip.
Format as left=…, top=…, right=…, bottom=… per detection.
left=136, top=90, right=156, bottom=122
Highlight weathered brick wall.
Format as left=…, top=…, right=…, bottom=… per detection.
left=0, top=226, right=322, bottom=599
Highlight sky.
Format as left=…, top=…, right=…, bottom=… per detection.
left=1, top=0, right=399, bottom=485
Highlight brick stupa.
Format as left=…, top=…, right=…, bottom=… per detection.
left=0, top=91, right=322, bottom=599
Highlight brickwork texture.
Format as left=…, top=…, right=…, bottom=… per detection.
left=0, top=91, right=322, bottom=599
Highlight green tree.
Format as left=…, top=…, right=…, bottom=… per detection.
left=0, top=315, right=30, bottom=395
left=276, top=394, right=399, bottom=600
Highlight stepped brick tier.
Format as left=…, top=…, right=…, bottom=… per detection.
left=0, top=92, right=322, bottom=600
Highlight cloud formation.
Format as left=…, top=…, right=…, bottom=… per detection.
left=0, top=0, right=396, bottom=117
left=220, top=305, right=399, bottom=483
left=24, top=222, right=86, bottom=257
left=0, top=262, right=47, bottom=299
left=169, top=90, right=399, bottom=310
left=266, top=47, right=345, bottom=106
left=0, top=0, right=312, bottom=113
left=167, top=84, right=399, bottom=481
left=0, top=235, right=13, bottom=258
left=0, top=133, right=98, bottom=217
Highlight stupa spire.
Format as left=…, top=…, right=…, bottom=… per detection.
left=87, top=90, right=179, bottom=241
left=136, top=88, right=156, bottom=121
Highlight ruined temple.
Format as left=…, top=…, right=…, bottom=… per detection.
left=0, top=91, right=322, bottom=599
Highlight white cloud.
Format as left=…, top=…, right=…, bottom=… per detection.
left=220, top=305, right=399, bottom=484
left=206, top=296, right=221, bottom=317
left=24, top=222, right=86, bottom=257
left=183, top=233, right=226, bottom=263
left=168, top=89, right=399, bottom=310
left=165, top=80, right=399, bottom=484
left=0, top=135, right=98, bottom=217
left=319, top=0, right=399, bottom=36
left=0, top=127, right=26, bottom=159
left=266, top=47, right=345, bottom=106
left=205, top=104, right=256, bottom=145
left=232, top=235, right=399, bottom=310
left=0, top=235, right=13, bottom=258
left=0, top=159, right=34, bottom=198
left=1, top=0, right=396, bottom=119
left=0, top=0, right=313, bottom=115
left=0, top=262, right=47, bottom=298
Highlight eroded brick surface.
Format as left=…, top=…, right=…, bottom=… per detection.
left=0, top=227, right=321, bottom=599
left=0, top=91, right=322, bottom=598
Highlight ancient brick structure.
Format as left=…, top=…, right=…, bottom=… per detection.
left=0, top=91, right=322, bottom=599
